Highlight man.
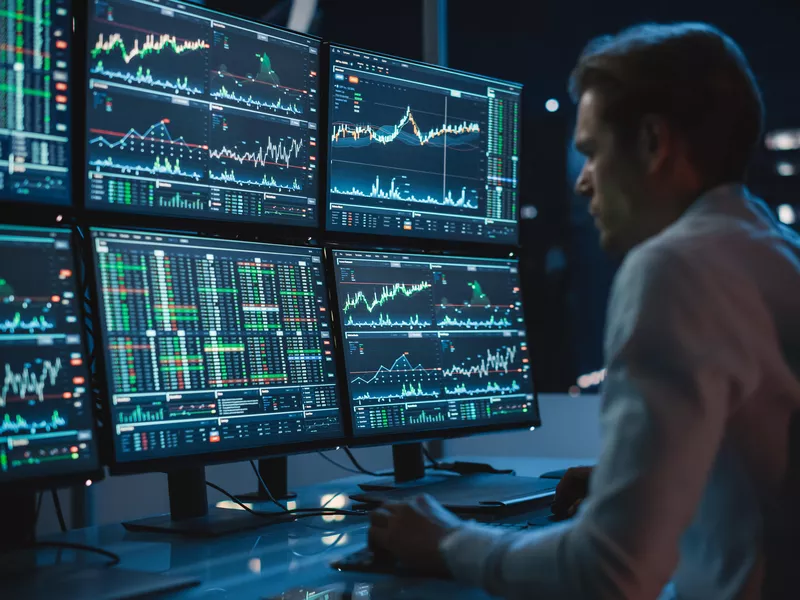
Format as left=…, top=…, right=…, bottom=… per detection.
left=367, top=23, right=800, bottom=599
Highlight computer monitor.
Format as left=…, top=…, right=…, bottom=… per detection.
left=326, top=45, right=522, bottom=246
left=0, top=0, right=73, bottom=206
left=331, top=249, right=539, bottom=447
left=90, top=228, right=342, bottom=533
left=0, top=226, right=101, bottom=488
left=84, top=0, right=321, bottom=229
left=91, top=228, right=342, bottom=469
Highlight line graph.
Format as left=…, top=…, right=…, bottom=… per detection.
left=354, top=382, right=439, bottom=402
left=89, top=156, right=204, bottom=181
left=343, top=282, right=432, bottom=314
left=351, top=353, right=433, bottom=386
left=0, top=312, right=56, bottom=334
left=1, top=358, right=62, bottom=406
left=91, top=32, right=209, bottom=64
left=1, top=410, right=67, bottom=435
left=442, top=345, right=519, bottom=379
left=444, top=380, right=521, bottom=397
left=209, top=136, right=305, bottom=169
left=210, top=87, right=302, bottom=114
left=345, top=313, right=431, bottom=329
left=331, top=106, right=480, bottom=148
left=208, top=169, right=302, bottom=191
left=90, top=61, right=204, bottom=95
left=331, top=175, right=478, bottom=209
left=436, top=315, right=513, bottom=329
left=89, top=119, right=206, bottom=152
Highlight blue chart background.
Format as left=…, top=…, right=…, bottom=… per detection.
left=207, top=110, right=310, bottom=194
left=89, top=0, right=209, bottom=97
left=329, top=78, right=486, bottom=215
left=209, top=27, right=311, bottom=116
left=87, top=91, right=209, bottom=182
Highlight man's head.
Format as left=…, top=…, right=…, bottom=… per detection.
left=570, top=23, right=764, bottom=255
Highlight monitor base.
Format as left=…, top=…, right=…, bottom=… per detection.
left=235, top=456, right=297, bottom=503
left=122, top=466, right=286, bottom=537
left=122, top=506, right=284, bottom=538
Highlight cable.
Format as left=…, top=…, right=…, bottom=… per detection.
left=342, top=447, right=383, bottom=477
left=317, top=452, right=363, bottom=475
left=51, top=489, right=67, bottom=533
left=205, top=481, right=365, bottom=519
left=34, top=492, right=44, bottom=524
left=422, top=445, right=441, bottom=468
left=248, top=461, right=291, bottom=513
left=35, top=542, right=120, bottom=567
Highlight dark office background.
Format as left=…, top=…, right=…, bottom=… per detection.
left=206, top=0, right=800, bottom=392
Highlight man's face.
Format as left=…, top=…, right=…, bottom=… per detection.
left=573, top=89, right=650, bottom=255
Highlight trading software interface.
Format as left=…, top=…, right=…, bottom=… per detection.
left=0, top=227, right=97, bottom=483
left=332, top=250, right=537, bottom=436
left=327, top=46, right=522, bottom=245
left=92, top=229, right=342, bottom=462
left=0, top=0, right=72, bottom=205
left=85, top=0, right=321, bottom=227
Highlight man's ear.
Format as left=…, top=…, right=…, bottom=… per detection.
left=637, top=114, right=672, bottom=174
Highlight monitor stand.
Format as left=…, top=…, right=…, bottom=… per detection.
left=235, top=456, right=297, bottom=503
left=122, top=467, right=284, bottom=537
left=357, top=443, right=456, bottom=492
left=0, top=490, right=37, bottom=569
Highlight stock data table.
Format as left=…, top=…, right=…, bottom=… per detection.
left=91, top=228, right=342, bottom=464
left=0, top=226, right=98, bottom=484
left=326, top=46, right=522, bottom=244
left=333, top=250, right=538, bottom=437
left=84, top=0, right=321, bottom=226
left=0, top=0, right=73, bottom=205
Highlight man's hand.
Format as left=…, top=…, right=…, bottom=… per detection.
left=551, top=466, right=593, bottom=519
left=368, top=494, right=463, bottom=578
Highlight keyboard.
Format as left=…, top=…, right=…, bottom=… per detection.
left=332, top=516, right=561, bottom=574
left=351, top=473, right=557, bottom=513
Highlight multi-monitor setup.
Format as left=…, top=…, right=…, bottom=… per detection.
left=1, top=0, right=533, bottom=538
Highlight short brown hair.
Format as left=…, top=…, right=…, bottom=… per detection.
left=569, top=23, right=764, bottom=185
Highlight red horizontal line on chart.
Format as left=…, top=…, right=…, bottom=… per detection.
left=92, top=17, right=206, bottom=45
left=0, top=44, right=51, bottom=58
left=89, top=128, right=208, bottom=149
left=210, top=70, right=306, bottom=94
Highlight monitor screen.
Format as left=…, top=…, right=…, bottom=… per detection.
left=91, top=229, right=342, bottom=465
left=85, top=0, right=321, bottom=227
left=0, top=226, right=98, bottom=485
left=0, top=0, right=72, bottom=206
left=326, top=46, right=522, bottom=245
left=332, top=249, right=538, bottom=437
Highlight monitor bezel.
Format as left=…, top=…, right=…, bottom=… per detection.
left=324, top=245, right=541, bottom=448
left=0, top=223, right=105, bottom=492
left=78, top=0, right=326, bottom=241
left=321, top=42, right=525, bottom=253
left=83, top=226, right=349, bottom=476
